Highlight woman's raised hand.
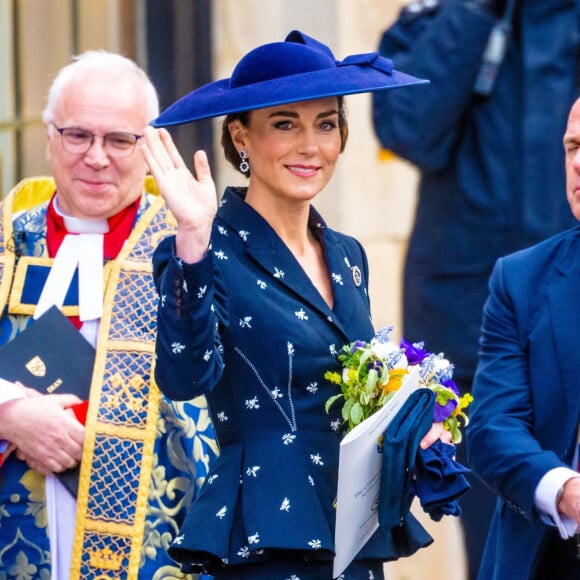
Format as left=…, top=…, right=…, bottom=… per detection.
left=141, top=126, right=217, bottom=263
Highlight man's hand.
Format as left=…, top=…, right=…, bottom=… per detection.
left=0, top=393, right=85, bottom=475
left=557, top=476, right=580, bottom=527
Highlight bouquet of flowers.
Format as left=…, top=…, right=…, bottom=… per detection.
left=324, top=326, right=473, bottom=443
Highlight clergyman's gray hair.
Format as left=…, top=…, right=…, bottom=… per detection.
left=42, top=50, right=159, bottom=123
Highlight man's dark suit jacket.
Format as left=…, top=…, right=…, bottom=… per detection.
left=468, top=224, right=580, bottom=579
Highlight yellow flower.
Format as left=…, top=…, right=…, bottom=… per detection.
left=383, top=368, right=409, bottom=393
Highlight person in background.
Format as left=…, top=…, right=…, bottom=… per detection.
left=372, top=0, right=579, bottom=577
left=143, top=30, right=455, bottom=580
left=467, top=96, right=580, bottom=580
left=0, top=50, right=216, bottom=579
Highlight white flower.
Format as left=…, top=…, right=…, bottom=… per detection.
left=370, top=338, right=399, bottom=360
left=433, top=356, right=452, bottom=373
left=392, top=353, right=409, bottom=370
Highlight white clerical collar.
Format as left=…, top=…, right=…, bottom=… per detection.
left=53, top=194, right=109, bottom=234
left=35, top=196, right=106, bottom=324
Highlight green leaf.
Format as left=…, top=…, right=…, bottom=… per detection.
left=342, top=397, right=354, bottom=421
left=325, top=393, right=343, bottom=414
left=451, top=424, right=462, bottom=444
left=366, top=368, right=378, bottom=392
left=431, top=384, right=459, bottom=406
left=350, top=402, right=363, bottom=425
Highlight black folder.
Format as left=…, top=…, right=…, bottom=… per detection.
left=0, top=305, right=96, bottom=496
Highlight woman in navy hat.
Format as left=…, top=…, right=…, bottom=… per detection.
left=142, top=30, right=450, bottom=579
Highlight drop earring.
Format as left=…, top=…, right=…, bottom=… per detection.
left=239, top=149, right=249, bottom=173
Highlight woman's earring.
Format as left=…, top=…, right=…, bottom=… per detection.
left=239, top=149, right=249, bottom=173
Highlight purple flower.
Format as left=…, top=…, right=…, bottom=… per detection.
left=370, top=359, right=384, bottom=372
left=442, top=378, right=459, bottom=396
left=433, top=379, right=460, bottom=422
left=350, top=340, right=367, bottom=353
left=434, top=399, right=458, bottom=422
left=400, top=338, right=430, bottom=365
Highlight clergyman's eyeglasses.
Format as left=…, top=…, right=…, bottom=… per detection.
left=51, top=123, right=142, bottom=158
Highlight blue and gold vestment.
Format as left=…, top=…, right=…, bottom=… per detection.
left=0, top=177, right=218, bottom=580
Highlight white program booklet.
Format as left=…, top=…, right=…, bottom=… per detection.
left=332, top=368, right=420, bottom=578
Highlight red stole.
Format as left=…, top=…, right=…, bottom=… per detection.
left=46, top=193, right=140, bottom=260
left=45, top=193, right=140, bottom=328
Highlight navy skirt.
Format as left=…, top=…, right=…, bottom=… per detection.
left=210, top=557, right=385, bottom=579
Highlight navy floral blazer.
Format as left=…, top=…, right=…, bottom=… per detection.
left=152, top=187, right=390, bottom=574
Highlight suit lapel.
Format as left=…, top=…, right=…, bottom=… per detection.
left=246, top=242, right=334, bottom=319
left=549, top=243, right=580, bottom=439
left=218, top=188, right=368, bottom=339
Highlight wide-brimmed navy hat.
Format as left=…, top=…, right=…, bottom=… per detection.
left=152, top=30, right=427, bottom=127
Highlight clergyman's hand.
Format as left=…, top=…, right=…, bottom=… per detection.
left=0, top=393, right=85, bottom=475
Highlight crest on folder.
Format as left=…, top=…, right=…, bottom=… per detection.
left=25, top=355, right=46, bottom=377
